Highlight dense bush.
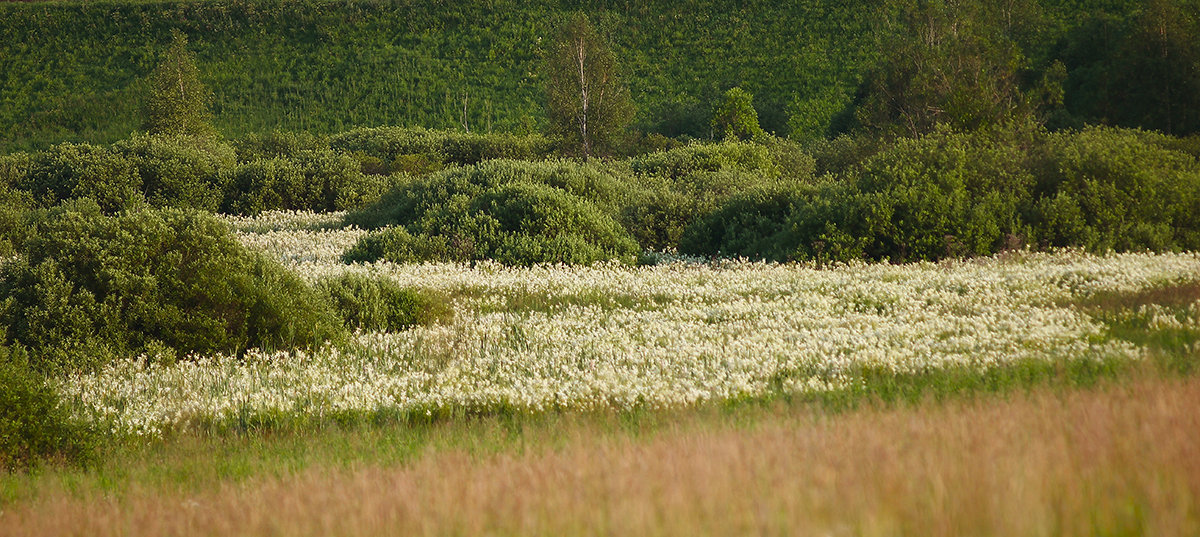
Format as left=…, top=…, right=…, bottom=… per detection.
left=0, top=184, right=33, bottom=256
left=622, top=139, right=815, bottom=250
left=112, top=134, right=235, bottom=211
left=1029, top=127, right=1200, bottom=251
left=681, top=179, right=866, bottom=262
left=317, top=274, right=452, bottom=332
left=329, top=127, right=554, bottom=169
left=344, top=159, right=639, bottom=265
left=18, top=143, right=143, bottom=212
left=0, top=200, right=345, bottom=372
left=0, top=353, right=95, bottom=470
left=221, top=150, right=392, bottom=215
left=630, top=141, right=779, bottom=179
left=683, top=126, right=1200, bottom=262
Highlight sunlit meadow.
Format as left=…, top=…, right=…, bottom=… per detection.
left=58, top=211, right=1200, bottom=436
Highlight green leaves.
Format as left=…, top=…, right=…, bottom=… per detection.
left=144, top=31, right=216, bottom=138
left=0, top=201, right=345, bottom=373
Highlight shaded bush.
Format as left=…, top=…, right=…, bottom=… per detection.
left=221, top=150, right=392, bottom=215
left=1029, top=127, right=1200, bottom=251
left=683, top=126, right=1200, bottom=263
left=0, top=184, right=34, bottom=256
left=622, top=139, right=815, bottom=251
left=0, top=200, right=345, bottom=372
left=0, top=353, right=95, bottom=470
left=329, top=126, right=553, bottom=170
left=344, top=159, right=639, bottom=265
left=317, top=274, right=452, bottom=332
left=234, top=130, right=330, bottom=161
left=112, top=134, right=235, bottom=211
left=681, top=179, right=866, bottom=262
left=18, top=143, right=143, bottom=212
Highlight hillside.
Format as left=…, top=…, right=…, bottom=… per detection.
left=2, top=0, right=1195, bottom=153
left=0, top=0, right=879, bottom=151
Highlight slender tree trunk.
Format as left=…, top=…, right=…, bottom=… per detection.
left=577, top=34, right=590, bottom=160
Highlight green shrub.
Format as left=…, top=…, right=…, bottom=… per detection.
left=112, top=134, right=235, bottom=212
left=0, top=151, right=31, bottom=188
left=0, top=200, right=345, bottom=372
left=0, top=351, right=95, bottom=470
left=712, top=87, right=767, bottom=141
left=19, top=143, right=143, bottom=212
left=1029, top=127, right=1200, bottom=251
left=630, top=140, right=779, bottom=179
left=329, top=126, right=553, bottom=169
left=804, top=134, right=890, bottom=177
left=682, top=126, right=1200, bottom=263
left=846, top=128, right=1035, bottom=261
left=234, top=130, right=330, bottom=161
left=0, top=184, right=33, bottom=256
left=622, top=139, right=814, bottom=251
left=344, top=160, right=639, bottom=265
left=317, top=274, right=452, bottom=332
left=222, top=151, right=387, bottom=215
left=681, top=179, right=854, bottom=261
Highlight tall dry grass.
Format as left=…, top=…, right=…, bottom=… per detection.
left=5, top=376, right=1199, bottom=537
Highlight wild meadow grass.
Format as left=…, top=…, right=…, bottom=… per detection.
left=3, top=211, right=1199, bottom=535
left=43, top=211, right=1200, bottom=436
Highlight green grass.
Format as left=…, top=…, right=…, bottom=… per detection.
left=0, top=0, right=881, bottom=151
left=3, top=272, right=1196, bottom=506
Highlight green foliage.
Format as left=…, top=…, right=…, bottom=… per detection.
left=712, top=88, right=767, bottom=141
left=0, top=183, right=34, bottom=257
left=0, top=200, right=344, bottom=372
left=1029, top=127, right=1200, bottom=250
left=112, top=134, right=235, bottom=212
left=629, top=141, right=780, bottom=179
left=221, top=149, right=384, bottom=215
left=328, top=126, right=553, bottom=171
left=0, top=355, right=95, bottom=470
left=144, top=31, right=216, bottom=138
left=851, top=0, right=1049, bottom=136
left=344, top=159, right=639, bottom=265
left=543, top=13, right=635, bottom=159
left=19, top=143, right=144, bottom=213
left=683, top=126, right=1200, bottom=262
left=622, top=139, right=815, bottom=250
left=317, top=274, right=452, bottom=332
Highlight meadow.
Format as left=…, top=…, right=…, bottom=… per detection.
left=54, top=211, right=1200, bottom=437
left=3, top=1, right=1200, bottom=534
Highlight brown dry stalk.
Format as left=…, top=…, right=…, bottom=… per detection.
left=5, top=377, right=1200, bottom=537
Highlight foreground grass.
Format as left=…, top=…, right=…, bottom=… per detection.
left=3, top=369, right=1198, bottom=536
left=2, top=263, right=1197, bottom=535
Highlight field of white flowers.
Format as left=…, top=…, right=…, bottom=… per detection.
left=61, top=212, right=1200, bottom=436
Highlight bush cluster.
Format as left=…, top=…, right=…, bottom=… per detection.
left=0, top=200, right=345, bottom=372
left=330, top=127, right=554, bottom=171
left=682, top=126, right=1200, bottom=262
left=344, top=159, right=639, bottom=265
left=317, top=274, right=452, bottom=332
left=0, top=353, right=95, bottom=470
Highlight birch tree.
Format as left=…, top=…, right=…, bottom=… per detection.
left=544, top=13, right=633, bottom=159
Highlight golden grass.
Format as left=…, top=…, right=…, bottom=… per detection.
left=5, top=376, right=1200, bottom=537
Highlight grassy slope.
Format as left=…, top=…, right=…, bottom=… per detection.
left=0, top=0, right=880, bottom=151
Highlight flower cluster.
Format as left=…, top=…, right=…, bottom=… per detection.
left=57, top=213, right=1200, bottom=436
